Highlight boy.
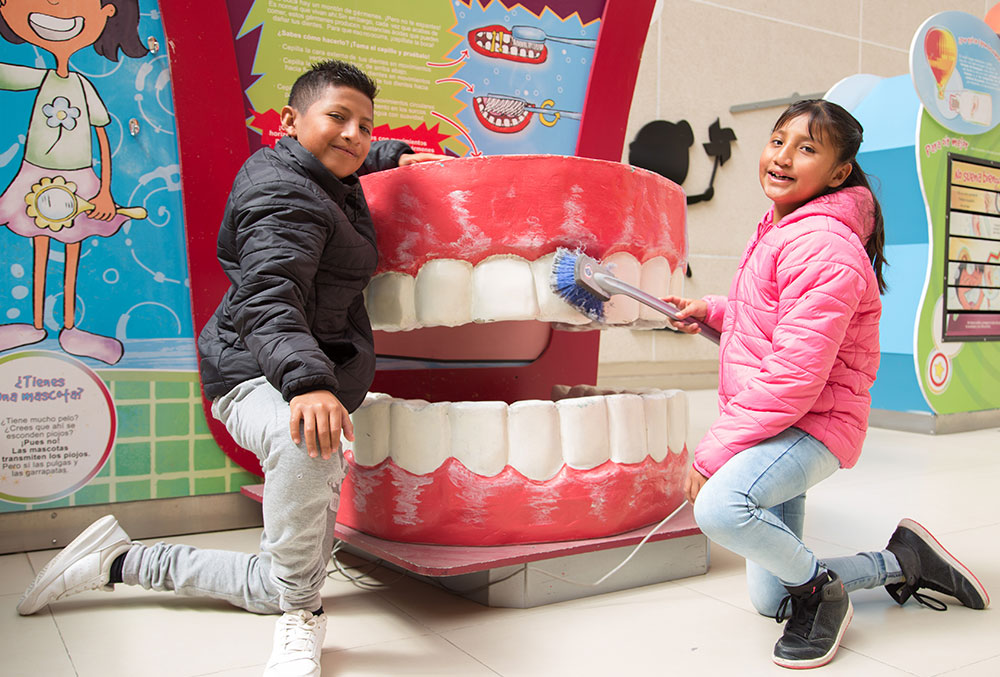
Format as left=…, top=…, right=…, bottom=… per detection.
left=18, top=60, right=445, bottom=677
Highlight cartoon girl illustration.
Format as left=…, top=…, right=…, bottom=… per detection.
left=0, top=0, right=148, bottom=364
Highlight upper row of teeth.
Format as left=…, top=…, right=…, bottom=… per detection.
left=476, top=97, right=526, bottom=126
left=474, top=30, right=543, bottom=58
left=365, top=251, right=685, bottom=331
left=347, top=386, right=689, bottom=480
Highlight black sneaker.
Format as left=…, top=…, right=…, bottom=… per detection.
left=885, top=518, right=989, bottom=610
left=772, top=569, right=853, bottom=669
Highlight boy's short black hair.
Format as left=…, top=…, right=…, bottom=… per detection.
left=288, top=60, right=378, bottom=111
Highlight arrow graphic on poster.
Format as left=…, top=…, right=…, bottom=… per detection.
left=427, top=49, right=469, bottom=68
left=431, top=111, right=481, bottom=156
left=434, top=77, right=474, bottom=93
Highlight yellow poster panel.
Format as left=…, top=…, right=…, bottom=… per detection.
left=951, top=159, right=1000, bottom=191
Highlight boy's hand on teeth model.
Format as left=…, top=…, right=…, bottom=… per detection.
left=290, top=390, right=355, bottom=459
left=398, top=152, right=454, bottom=167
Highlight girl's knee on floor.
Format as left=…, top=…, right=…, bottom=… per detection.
left=691, top=481, right=752, bottom=545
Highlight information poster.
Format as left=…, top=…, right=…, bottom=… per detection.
left=0, top=352, right=114, bottom=504
left=944, top=155, right=1000, bottom=339
left=911, top=11, right=1000, bottom=135
left=229, top=0, right=605, bottom=157
left=910, top=10, right=1000, bottom=413
left=0, top=1, right=255, bottom=512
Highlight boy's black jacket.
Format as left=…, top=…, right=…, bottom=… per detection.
left=197, top=136, right=410, bottom=411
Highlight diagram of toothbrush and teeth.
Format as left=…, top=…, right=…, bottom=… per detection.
left=465, top=23, right=593, bottom=134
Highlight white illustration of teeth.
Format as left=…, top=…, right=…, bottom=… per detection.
left=28, top=13, right=85, bottom=41
left=473, top=29, right=543, bottom=60
left=365, top=251, right=686, bottom=331
left=475, top=96, right=529, bottom=128
left=348, top=387, right=688, bottom=481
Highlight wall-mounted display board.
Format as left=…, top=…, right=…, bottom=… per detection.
left=837, top=9, right=1000, bottom=431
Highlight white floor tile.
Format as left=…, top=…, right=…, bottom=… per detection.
left=0, top=594, right=77, bottom=677
left=441, top=582, right=909, bottom=676
left=942, top=655, right=1000, bottom=676
left=0, top=552, right=35, bottom=596
left=325, top=634, right=500, bottom=676
left=844, top=601, right=999, bottom=677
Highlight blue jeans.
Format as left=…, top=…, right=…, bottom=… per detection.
left=693, top=427, right=903, bottom=616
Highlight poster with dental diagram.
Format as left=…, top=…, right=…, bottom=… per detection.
left=229, top=0, right=604, bottom=157
left=910, top=10, right=1000, bottom=414
left=944, top=155, right=1000, bottom=339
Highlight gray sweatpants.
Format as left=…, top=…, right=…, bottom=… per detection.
left=121, top=376, right=346, bottom=614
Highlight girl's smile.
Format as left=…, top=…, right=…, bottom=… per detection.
left=0, top=0, right=117, bottom=76
left=27, top=12, right=85, bottom=41
left=759, top=113, right=852, bottom=223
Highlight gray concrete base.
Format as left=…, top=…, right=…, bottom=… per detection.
left=343, top=532, right=708, bottom=609
left=869, top=407, right=1000, bottom=435
left=0, top=493, right=263, bottom=555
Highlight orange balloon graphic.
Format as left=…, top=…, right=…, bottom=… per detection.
left=925, top=27, right=958, bottom=99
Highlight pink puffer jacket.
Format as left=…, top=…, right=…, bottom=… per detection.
left=694, top=186, right=882, bottom=477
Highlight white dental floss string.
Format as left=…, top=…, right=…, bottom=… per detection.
left=532, top=500, right=690, bottom=587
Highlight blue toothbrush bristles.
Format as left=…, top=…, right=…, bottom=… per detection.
left=550, top=248, right=605, bottom=322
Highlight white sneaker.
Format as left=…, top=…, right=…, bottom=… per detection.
left=17, top=515, right=132, bottom=615
left=264, top=609, right=327, bottom=677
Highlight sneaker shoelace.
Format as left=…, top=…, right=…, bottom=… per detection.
left=774, top=594, right=817, bottom=637
left=912, top=590, right=948, bottom=611
left=276, top=612, right=321, bottom=656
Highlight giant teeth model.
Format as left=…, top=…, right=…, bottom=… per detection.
left=338, top=155, right=691, bottom=545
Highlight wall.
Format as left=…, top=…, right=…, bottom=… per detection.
left=598, top=0, right=993, bottom=390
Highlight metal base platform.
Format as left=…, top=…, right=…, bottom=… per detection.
left=241, top=484, right=708, bottom=608
left=870, top=407, right=1000, bottom=434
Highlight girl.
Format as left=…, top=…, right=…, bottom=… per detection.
left=0, top=0, right=148, bottom=364
left=666, top=100, right=989, bottom=670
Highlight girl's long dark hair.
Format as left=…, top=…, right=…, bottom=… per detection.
left=773, top=99, right=888, bottom=294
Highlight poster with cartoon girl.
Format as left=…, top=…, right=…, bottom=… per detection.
left=0, top=0, right=148, bottom=365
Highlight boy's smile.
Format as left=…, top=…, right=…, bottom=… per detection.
left=280, top=85, right=373, bottom=179
left=759, top=113, right=852, bottom=222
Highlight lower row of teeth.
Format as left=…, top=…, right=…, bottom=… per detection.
left=346, top=385, right=689, bottom=481
left=365, top=251, right=685, bottom=331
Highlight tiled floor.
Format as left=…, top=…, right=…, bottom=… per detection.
left=3, top=389, right=999, bottom=676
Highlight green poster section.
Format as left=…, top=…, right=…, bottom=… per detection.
left=915, top=112, right=1000, bottom=414
left=0, top=372, right=257, bottom=514
left=240, top=1, right=466, bottom=154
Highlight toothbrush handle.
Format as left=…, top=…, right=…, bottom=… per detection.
left=523, top=106, right=583, bottom=120
left=547, top=36, right=597, bottom=48
left=595, top=273, right=722, bottom=344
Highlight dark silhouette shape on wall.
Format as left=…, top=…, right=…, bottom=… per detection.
left=629, top=117, right=737, bottom=278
